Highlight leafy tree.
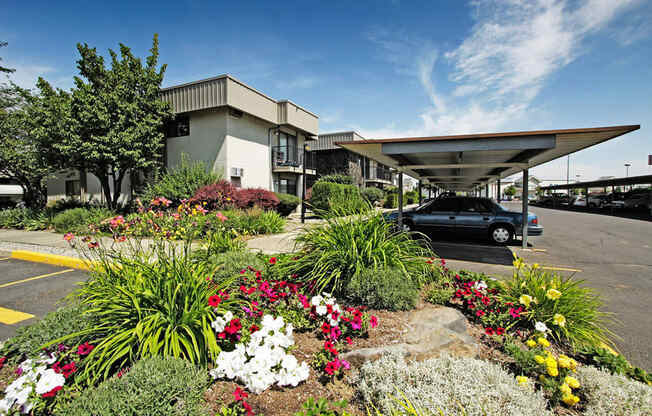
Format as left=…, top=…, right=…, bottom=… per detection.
left=33, top=35, right=173, bottom=209
left=0, top=84, right=53, bottom=209
left=505, top=185, right=517, bottom=197
left=0, top=41, right=15, bottom=74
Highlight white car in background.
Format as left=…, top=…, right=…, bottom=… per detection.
left=573, top=197, right=586, bottom=207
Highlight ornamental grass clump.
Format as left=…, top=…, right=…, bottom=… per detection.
left=354, top=352, right=552, bottom=416
left=54, top=238, right=245, bottom=385
left=501, top=256, right=614, bottom=350
left=280, top=211, right=431, bottom=294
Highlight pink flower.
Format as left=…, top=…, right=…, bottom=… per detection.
left=330, top=326, right=342, bottom=341
left=63, top=233, right=74, bottom=241
left=216, top=212, right=227, bottom=222
left=351, top=319, right=362, bottom=330
left=233, top=387, right=248, bottom=402
left=76, top=342, right=95, bottom=356
left=509, top=307, right=523, bottom=318
left=370, top=315, right=378, bottom=328
left=340, top=359, right=350, bottom=370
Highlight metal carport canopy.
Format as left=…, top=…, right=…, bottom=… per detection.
left=334, top=125, right=640, bottom=191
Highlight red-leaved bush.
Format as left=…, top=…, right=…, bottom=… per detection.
left=191, top=180, right=238, bottom=210
left=191, top=181, right=279, bottom=210
left=236, top=188, right=279, bottom=210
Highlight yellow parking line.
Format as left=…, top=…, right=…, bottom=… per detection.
left=0, top=306, right=34, bottom=324
left=0, top=269, right=74, bottom=289
left=541, top=266, right=583, bottom=273
left=0, top=257, right=10, bottom=261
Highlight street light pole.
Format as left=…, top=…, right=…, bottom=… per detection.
left=625, top=163, right=631, bottom=191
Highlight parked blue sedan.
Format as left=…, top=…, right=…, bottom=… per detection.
left=385, top=196, right=542, bottom=245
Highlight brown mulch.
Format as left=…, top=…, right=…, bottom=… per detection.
left=203, top=308, right=410, bottom=416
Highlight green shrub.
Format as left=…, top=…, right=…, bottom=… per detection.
left=361, top=187, right=384, bottom=205
left=344, top=267, right=419, bottom=311
left=140, top=154, right=221, bottom=205
left=193, top=229, right=246, bottom=259
left=354, top=352, right=552, bottom=416
left=278, top=211, right=430, bottom=294
left=295, top=397, right=349, bottom=416
left=318, top=174, right=355, bottom=185
left=223, top=208, right=285, bottom=235
left=0, top=207, right=53, bottom=230
left=500, top=259, right=614, bottom=350
left=309, top=181, right=368, bottom=217
left=201, top=250, right=268, bottom=283
left=58, top=356, right=210, bottom=416
left=1, top=303, right=95, bottom=360
left=405, top=191, right=418, bottom=204
left=577, top=365, right=652, bottom=416
left=580, top=345, right=652, bottom=385
left=424, top=284, right=455, bottom=305
left=275, top=192, right=301, bottom=216
left=54, top=240, right=244, bottom=384
left=52, top=207, right=114, bottom=233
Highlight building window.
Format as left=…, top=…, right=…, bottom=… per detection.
left=273, top=175, right=297, bottom=195
left=166, top=115, right=190, bottom=138
left=231, top=177, right=242, bottom=188
left=65, top=180, right=81, bottom=198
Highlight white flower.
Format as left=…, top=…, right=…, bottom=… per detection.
left=281, top=354, right=298, bottom=371
left=475, top=281, right=488, bottom=290
left=211, top=317, right=226, bottom=333
left=535, top=321, right=548, bottom=333
left=0, top=398, right=12, bottom=414
left=38, top=352, right=56, bottom=365
left=310, top=295, right=323, bottom=306
left=223, top=311, right=234, bottom=322
left=316, top=305, right=327, bottom=316
left=35, top=369, right=65, bottom=395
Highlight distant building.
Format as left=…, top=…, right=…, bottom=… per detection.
left=312, top=131, right=394, bottom=188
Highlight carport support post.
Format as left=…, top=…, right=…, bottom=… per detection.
left=522, top=169, right=529, bottom=249
left=485, top=183, right=489, bottom=198
left=398, top=172, right=404, bottom=229
left=418, top=180, right=422, bottom=205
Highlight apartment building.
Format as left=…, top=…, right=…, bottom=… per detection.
left=46, top=75, right=319, bottom=202
left=312, top=131, right=394, bottom=188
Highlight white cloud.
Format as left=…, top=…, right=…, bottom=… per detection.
left=275, top=75, right=320, bottom=90
left=360, top=0, right=643, bottom=139
left=2, top=63, right=56, bottom=89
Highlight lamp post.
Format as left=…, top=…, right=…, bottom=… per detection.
left=625, top=163, right=631, bottom=191
left=301, top=144, right=310, bottom=224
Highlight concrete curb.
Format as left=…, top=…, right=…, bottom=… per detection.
left=10, top=250, right=91, bottom=270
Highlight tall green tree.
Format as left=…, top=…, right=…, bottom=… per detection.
left=505, top=185, right=517, bottom=197
left=0, top=84, right=52, bottom=209
left=34, top=35, right=173, bottom=209
left=0, top=41, right=15, bottom=74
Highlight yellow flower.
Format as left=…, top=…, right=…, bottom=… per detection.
left=565, top=376, right=580, bottom=389
left=569, top=359, right=578, bottom=372
left=532, top=263, right=540, bottom=269
left=546, top=288, right=562, bottom=300
left=545, top=356, right=557, bottom=369
left=516, top=376, right=528, bottom=386
left=558, top=355, right=572, bottom=369
left=519, top=294, right=533, bottom=307
left=599, top=342, right=619, bottom=356
left=547, top=366, right=559, bottom=377
left=513, top=258, right=524, bottom=269
left=534, top=355, right=545, bottom=364
left=553, top=313, right=566, bottom=327
left=562, top=394, right=580, bottom=406
left=526, top=339, right=537, bottom=348
left=559, top=383, right=572, bottom=395
left=537, top=337, right=550, bottom=348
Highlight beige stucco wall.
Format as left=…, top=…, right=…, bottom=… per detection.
left=225, top=111, right=272, bottom=190
left=166, top=108, right=228, bottom=176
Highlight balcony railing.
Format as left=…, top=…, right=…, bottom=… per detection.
left=272, top=145, right=315, bottom=170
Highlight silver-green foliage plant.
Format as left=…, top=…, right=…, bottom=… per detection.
left=354, top=353, right=552, bottom=416
left=283, top=211, right=431, bottom=294
left=53, top=238, right=244, bottom=384
left=57, top=356, right=210, bottom=416
left=576, top=365, right=652, bottom=416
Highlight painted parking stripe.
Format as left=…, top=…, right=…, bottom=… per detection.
left=0, top=257, right=10, bottom=261
left=0, top=269, right=74, bottom=289
left=541, top=266, right=583, bottom=273
left=0, top=306, right=35, bottom=324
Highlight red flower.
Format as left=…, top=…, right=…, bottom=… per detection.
left=485, top=327, right=495, bottom=336
left=233, top=387, right=248, bottom=401
left=324, top=360, right=340, bottom=375
left=345, top=336, right=353, bottom=345
left=41, top=385, right=62, bottom=398
left=242, top=401, right=254, bottom=416
left=116, top=367, right=129, bottom=378
left=249, top=324, right=259, bottom=333
left=269, top=257, right=277, bottom=265
left=255, top=271, right=262, bottom=278
left=321, top=322, right=331, bottom=335
left=62, top=362, right=77, bottom=378
left=225, top=319, right=242, bottom=335
left=476, top=310, right=485, bottom=317
left=76, top=342, right=95, bottom=356
left=370, top=315, right=378, bottom=328
left=496, top=327, right=505, bottom=335
left=208, top=295, right=222, bottom=307
left=509, top=307, right=523, bottom=318
left=0, top=356, right=6, bottom=369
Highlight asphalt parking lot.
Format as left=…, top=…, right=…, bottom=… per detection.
left=426, top=202, right=652, bottom=370
left=0, top=252, right=88, bottom=341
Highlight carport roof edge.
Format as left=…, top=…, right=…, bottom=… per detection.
left=334, top=124, right=640, bottom=190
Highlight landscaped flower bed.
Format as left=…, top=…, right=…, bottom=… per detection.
left=1, top=212, right=651, bottom=415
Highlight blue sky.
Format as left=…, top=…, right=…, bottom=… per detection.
left=2, top=0, right=651, bottom=182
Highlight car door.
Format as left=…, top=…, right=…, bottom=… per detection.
left=456, top=198, right=495, bottom=237
left=417, top=198, right=460, bottom=235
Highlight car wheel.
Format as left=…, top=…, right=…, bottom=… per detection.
left=490, top=225, right=513, bottom=245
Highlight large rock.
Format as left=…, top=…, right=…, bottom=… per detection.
left=342, top=305, right=478, bottom=367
